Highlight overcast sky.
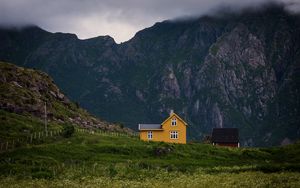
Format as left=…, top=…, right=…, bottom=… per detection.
left=0, top=0, right=299, bottom=43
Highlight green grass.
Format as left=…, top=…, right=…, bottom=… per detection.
left=0, top=107, right=299, bottom=186
left=0, top=108, right=299, bottom=186
left=1, top=171, right=299, bottom=188
left=0, top=110, right=62, bottom=141
left=0, top=130, right=299, bottom=187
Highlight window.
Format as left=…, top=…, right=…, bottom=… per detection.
left=170, top=131, right=178, bottom=139
left=147, top=131, right=153, bottom=140
left=171, top=118, right=177, bottom=126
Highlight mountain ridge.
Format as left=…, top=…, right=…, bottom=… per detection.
left=0, top=4, right=299, bottom=146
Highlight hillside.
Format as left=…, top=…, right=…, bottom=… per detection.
left=0, top=5, right=299, bottom=146
left=0, top=61, right=131, bottom=141
left=0, top=130, right=300, bottom=187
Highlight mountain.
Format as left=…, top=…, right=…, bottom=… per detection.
left=0, top=61, right=130, bottom=140
left=0, top=5, right=299, bottom=146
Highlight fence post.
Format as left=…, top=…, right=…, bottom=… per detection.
left=38, top=132, right=41, bottom=139
left=6, top=141, right=8, bottom=150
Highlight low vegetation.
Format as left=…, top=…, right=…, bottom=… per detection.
left=0, top=109, right=62, bottom=141
left=0, top=129, right=299, bottom=187
left=1, top=171, right=299, bottom=188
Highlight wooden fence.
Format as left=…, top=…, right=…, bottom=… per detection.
left=0, top=128, right=139, bottom=153
left=75, top=128, right=139, bottom=138
left=0, top=129, right=62, bottom=153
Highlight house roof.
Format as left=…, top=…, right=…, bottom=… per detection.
left=212, top=128, right=239, bottom=143
left=138, top=124, right=162, bottom=130
left=161, top=112, right=188, bottom=126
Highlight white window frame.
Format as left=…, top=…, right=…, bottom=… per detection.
left=171, top=118, right=177, bottom=126
left=147, top=131, right=153, bottom=140
left=170, top=131, right=178, bottom=139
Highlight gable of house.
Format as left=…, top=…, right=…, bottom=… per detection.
left=161, top=112, right=188, bottom=127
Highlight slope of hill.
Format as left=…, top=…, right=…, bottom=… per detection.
left=0, top=61, right=131, bottom=141
left=0, top=4, right=299, bottom=146
left=0, top=130, right=300, bottom=187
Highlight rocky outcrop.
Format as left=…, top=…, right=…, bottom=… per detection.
left=160, top=65, right=181, bottom=99
left=0, top=61, right=133, bottom=133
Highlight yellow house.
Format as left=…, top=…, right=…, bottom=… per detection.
left=138, top=110, right=187, bottom=144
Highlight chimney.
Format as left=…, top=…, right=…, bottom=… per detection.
left=170, top=109, right=174, bottom=116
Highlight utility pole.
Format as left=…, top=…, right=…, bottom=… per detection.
left=44, top=101, right=48, bottom=136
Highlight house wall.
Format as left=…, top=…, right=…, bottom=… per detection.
left=139, top=114, right=187, bottom=144
left=140, top=130, right=164, bottom=142
left=161, top=115, right=186, bottom=144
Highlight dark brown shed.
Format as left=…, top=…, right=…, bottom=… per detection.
left=211, top=128, right=239, bottom=147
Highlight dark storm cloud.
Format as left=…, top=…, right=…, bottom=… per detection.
left=0, top=0, right=299, bottom=43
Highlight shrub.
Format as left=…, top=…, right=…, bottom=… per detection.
left=62, top=124, right=75, bottom=138
left=153, top=145, right=174, bottom=156
left=115, top=122, right=124, bottom=129
left=31, top=171, right=53, bottom=179
left=202, top=135, right=212, bottom=144
left=31, top=167, right=53, bottom=179
left=108, top=165, right=117, bottom=177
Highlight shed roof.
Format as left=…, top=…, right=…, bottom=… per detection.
left=138, top=124, right=162, bottom=130
left=212, top=128, right=239, bottom=143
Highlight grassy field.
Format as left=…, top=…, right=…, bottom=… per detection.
left=0, top=129, right=300, bottom=187
left=1, top=171, right=300, bottom=188
left=0, top=110, right=63, bottom=141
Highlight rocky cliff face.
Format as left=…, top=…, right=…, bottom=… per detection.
left=0, top=61, right=131, bottom=133
left=0, top=5, right=299, bottom=146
